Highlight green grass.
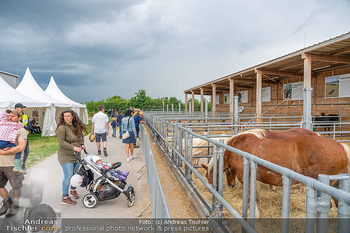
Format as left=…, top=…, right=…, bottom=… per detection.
left=26, top=120, right=92, bottom=168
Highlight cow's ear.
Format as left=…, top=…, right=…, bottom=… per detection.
left=201, top=164, right=208, bottom=170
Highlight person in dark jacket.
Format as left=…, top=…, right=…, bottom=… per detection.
left=117, top=110, right=124, bottom=139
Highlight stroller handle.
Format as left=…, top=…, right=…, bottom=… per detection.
left=75, top=146, right=88, bottom=161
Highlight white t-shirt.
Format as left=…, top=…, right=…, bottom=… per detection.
left=92, top=111, right=109, bottom=134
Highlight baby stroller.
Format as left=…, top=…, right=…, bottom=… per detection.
left=74, top=150, right=135, bottom=208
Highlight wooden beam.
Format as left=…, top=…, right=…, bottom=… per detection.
left=256, top=68, right=302, bottom=77
left=309, top=54, right=350, bottom=64
left=328, top=46, right=350, bottom=56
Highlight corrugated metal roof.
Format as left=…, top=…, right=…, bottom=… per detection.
left=185, top=31, right=350, bottom=94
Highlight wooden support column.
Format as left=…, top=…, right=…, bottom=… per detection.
left=302, top=53, right=313, bottom=130
left=191, top=91, right=195, bottom=113
left=200, top=88, right=204, bottom=113
left=229, top=78, right=234, bottom=116
left=185, top=93, right=188, bottom=112
left=212, top=84, right=217, bottom=113
left=256, top=70, right=262, bottom=122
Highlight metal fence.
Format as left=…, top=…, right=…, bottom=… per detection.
left=145, top=112, right=350, bottom=233
left=140, top=125, right=171, bottom=218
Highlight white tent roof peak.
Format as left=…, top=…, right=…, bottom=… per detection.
left=16, top=67, right=71, bottom=107
left=45, top=76, right=85, bottom=107
left=0, top=74, right=50, bottom=109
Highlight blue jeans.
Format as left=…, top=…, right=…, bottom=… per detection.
left=118, top=124, right=122, bottom=137
left=0, top=140, right=21, bottom=159
left=112, top=127, right=116, bottom=136
left=61, top=162, right=79, bottom=197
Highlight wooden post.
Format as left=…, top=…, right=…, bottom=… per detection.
left=200, top=88, right=204, bottom=113
left=302, top=53, right=313, bottom=130
left=212, top=84, right=217, bottom=114
left=185, top=93, right=188, bottom=112
left=229, top=78, right=234, bottom=116
left=191, top=91, right=195, bottom=113
left=255, top=69, right=262, bottom=122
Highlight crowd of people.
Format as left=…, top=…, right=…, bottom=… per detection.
left=0, top=103, right=145, bottom=212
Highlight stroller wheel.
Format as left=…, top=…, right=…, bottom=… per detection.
left=82, top=194, right=98, bottom=208
left=127, top=190, right=135, bottom=207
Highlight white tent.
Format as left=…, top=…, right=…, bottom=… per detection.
left=0, top=75, right=50, bottom=110
left=0, top=75, right=53, bottom=135
left=16, top=67, right=72, bottom=136
left=45, top=76, right=88, bottom=124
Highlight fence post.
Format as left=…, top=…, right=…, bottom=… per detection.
left=217, top=139, right=225, bottom=217
left=211, top=144, right=218, bottom=217
left=179, top=103, right=181, bottom=114
left=177, top=127, right=182, bottom=166
left=188, top=130, right=193, bottom=182
left=249, top=161, right=257, bottom=228
left=184, top=131, right=188, bottom=171
left=337, top=175, right=350, bottom=233
left=242, top=158, right=250, bottom=233
left=172, top=104, right=174, bottom=114
left=171, top=124, right=175, bottom=162
left=316, top=174, right=330, bottom=233
left=205, top=99, right=208, bottom=123
left=281, top=175, right=292, bottom=233
left=305, top=185, right=317, bottom=233
left=234, top=96, right=239, bottom=134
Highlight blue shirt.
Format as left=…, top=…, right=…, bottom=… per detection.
left=133, top=114, right=141, bottom=128
left=110, top=120, right=117, bottom=128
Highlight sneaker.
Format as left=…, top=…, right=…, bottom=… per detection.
left=127, top=158, right=130, bottom=162
left=61, top=197, right=76, bottom=205
left=6, top=200, right=19, bottom=217
left=103, top=148, right=108, bottom=157
left=0, top=198, right=12, bottom=216
left=70, top=189, right=79, bottom=199
left=130, top=155, right=135, bottom=160
left=134, top=145, right=140, bottom=148
left=98, top=150, right=101, bottom=155
left=119, top=136, right=122, bottom=139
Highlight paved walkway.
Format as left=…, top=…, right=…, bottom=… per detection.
left=21, top=131, right=151, bottom=218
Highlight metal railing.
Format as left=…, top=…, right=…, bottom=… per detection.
left=140, top=125, right=171, bottom=218
left=145, top=112, right=350, bottom=233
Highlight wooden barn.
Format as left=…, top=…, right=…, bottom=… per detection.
left=184, top=32, right=350, bottom=130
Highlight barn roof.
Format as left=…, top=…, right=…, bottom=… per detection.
left=185, top=32, right=350, bottom=95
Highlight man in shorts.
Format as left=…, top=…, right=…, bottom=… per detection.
left=0, top=109, right=26, bottom=217
left=92, top=105, right=109, bottom=156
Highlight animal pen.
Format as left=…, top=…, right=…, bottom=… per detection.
left=144, top=111, right=350, bottom=233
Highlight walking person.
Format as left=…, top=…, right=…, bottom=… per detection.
left=111, top=117, right=117, bottom=137
left=117, top=110, right=123, bottom=139
left=91, top=105, right=109, bottom=156
left=14, top=103, right=29, bottom=171
left=56, top=109, right=87, bottom=205
left=133, top=111, right=144, bottom=148
left=121, top=109, right=137, bottom=162
left=0, top=109, right=27, bottom=217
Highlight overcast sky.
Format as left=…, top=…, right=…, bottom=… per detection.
left=1, top=0, right=350, bottom=103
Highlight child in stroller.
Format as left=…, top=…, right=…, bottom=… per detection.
left=91, top=155, right=129, bottom=181
left=74, top=151, right=135, bottom=208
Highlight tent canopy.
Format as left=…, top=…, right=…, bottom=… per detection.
left=45, top=76, right=85, bottom=107
left=16, top=67, right=71, bottom=107
left=0, top=74, right=50, bottom=109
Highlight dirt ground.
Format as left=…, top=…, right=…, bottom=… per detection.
left=144, top=128, right=198, bottom=218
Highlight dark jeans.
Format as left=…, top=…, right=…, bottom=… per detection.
left=0, top=140, right=21, bottom=159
